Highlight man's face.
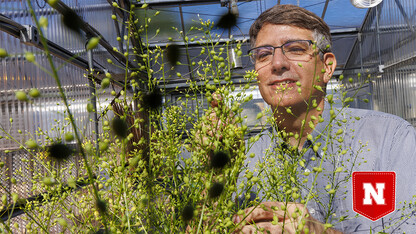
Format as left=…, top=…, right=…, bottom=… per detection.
left=254, top=24, right=334, bottom=112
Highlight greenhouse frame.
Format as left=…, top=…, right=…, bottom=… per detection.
left=1, top=0, right=416, bottom=233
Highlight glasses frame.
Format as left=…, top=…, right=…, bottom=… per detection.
left=248, top=40, right=320, bottom=64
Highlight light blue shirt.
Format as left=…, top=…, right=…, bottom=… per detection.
left=243, top=103, right=416, bottom=233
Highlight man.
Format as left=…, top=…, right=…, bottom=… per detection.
left=234, top=4, right=416, bottom=233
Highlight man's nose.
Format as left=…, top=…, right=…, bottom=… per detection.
left=270, top=48, right=290, bottom=73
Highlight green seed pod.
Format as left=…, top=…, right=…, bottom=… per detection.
left=12, top=193, right=18, bottom=203
left=327, top=94, right=333, bottom=103
left=25, top=139, right=38, bottom=149
left=84, top=143, right=93, bottom=154
left=15, top=91, right=28, bottom=101
left=324, top=223, right=333, bottom=230
left=313, top=167, right=322, bottom=173
left=1, top=194, right=6, bottom=205
left=100, top=78, right=110, bottom=89
left=313, top=85, right=323, bottom=92
left=64, top=132, right=74, bottom=142
left=43, top=177, right=56, bottom=186
left=0, top=48, right=8, bottom=58
left=47, top=0, right=58, bottom=7
left=57, top=218, right=68, bottom=228
left=335, top=167, right=343, bottom=173
left=25, top=52, right=35, bottom=63
left=67, top=177, right=76, bottom=188
left=28, top=88, right=41, bottom=98
left=39, top=17, right=48, bottom=28
left=86, top=37, right=100, bottom=50
left=86, top=103, right=94, bottom=112
left=256, top=112, right=263, bottom=119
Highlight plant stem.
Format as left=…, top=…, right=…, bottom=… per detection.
left=26, top=0, right=107, bottom=230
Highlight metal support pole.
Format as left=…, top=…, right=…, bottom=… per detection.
left=179, top=4, right=193, bottom=80
left=321, top=0, right=330, bottom=19
left=375, top=6, right=382, bottom=66
left=86, top=40, right=100, bottom=157
left=394, top=0, right=415, bottom=33
left=358, top=32, right=364, bottom=72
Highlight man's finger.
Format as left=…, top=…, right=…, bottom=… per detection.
left=210, top=91, right=223, bottom=108
left=236, top=220, right=300, bottom=234
left=238, top=221, right=299, bottom=234
left=236, top=201, right=308, bottom=224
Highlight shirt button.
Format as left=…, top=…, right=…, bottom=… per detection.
left=310, top=208, right=316, bottom=214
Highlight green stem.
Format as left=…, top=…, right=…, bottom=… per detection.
left=26, top=0, right=107, bottom=230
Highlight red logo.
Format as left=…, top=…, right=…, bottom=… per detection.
left=352, top=171, right=396, bottom=221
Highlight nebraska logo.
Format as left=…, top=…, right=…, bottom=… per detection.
left=352, top=171, right=396, bottom=221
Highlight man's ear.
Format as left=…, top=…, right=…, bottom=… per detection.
left=322, top=53, right=337, bottom=83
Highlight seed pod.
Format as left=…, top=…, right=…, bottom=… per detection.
left=64, top=132, right=74, bottom=142
left=42, top=177, right=56, bottom=186
left=86, top=103, right=94, bottom=112
left=29, top=88, right=41, bottom=98
left=25, top=52, right=35, bottom=63
left=1, top=194, right=6, bottom=205
left=47, top=0, right=58, bottom=7
left=25, top=139, right=38, bottom=149
left=86, top=37, right=100, bottom=51
left=101, top=78, right=110, bottom=89
left=15, top=91, right=28, bottom=101
left=0, top=48, right=8, bottom=58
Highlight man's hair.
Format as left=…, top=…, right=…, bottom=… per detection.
left=249, top=4, right=332, bottom=54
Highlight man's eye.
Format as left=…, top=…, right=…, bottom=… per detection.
left=256, top=49, right=272, bottom=60
left=286, top=46, right=307, bottom=53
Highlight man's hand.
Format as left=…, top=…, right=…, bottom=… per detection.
left=232, top=201, right=342, bottom=233
left=193, top=92, right=239, bottom=151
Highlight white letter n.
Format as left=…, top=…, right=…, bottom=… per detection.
left=363, top=183, right=385, bottom=205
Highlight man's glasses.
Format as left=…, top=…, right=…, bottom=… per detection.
left=248, top=40, right=316, bottom=66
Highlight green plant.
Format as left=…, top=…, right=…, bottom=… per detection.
left=1, top=1, right=415, bottom=234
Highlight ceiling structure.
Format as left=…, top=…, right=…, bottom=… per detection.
left=131, top=0, right=369, bottom=71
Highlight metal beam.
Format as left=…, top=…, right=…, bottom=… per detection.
left=133, top=0, right=221, bottom=7
left=394, top=0, right=415, bottom=33
left=321, top=0, right=330, bottom=19
left=132, top=0, right=253, bottom=7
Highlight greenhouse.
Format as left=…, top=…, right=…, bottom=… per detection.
left=1, top=0, right=416, bottom=233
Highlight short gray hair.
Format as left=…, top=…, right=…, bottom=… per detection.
left=250, top=4, right=333, bottom=57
